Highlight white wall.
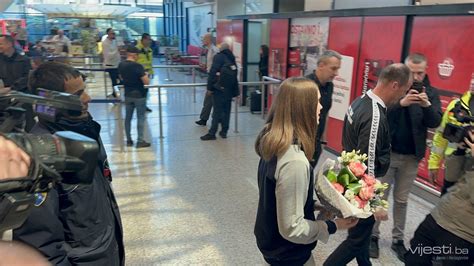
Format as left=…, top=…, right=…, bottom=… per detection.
left=245, top=0, right=273, bottom=14
left=217, top=0, right=245, bottom=19
left=305, top=0, right=333, bottom=10
left=334, top=0, right=411, bottom=9
left=420, top=0, right=474, bottom=4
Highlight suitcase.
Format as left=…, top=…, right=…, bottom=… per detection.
left=250, top=91, right=262, bottom=113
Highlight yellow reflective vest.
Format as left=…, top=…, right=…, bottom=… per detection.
left=136, top=41, right=154, bottom=75
left=428, top=91, right=473, bottom=170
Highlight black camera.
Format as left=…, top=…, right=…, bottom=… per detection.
left=0, top=90, right=99, bottom=232
left=442, top=101, right=474, bottom=143
left=412, top=81, right=424, bottom=93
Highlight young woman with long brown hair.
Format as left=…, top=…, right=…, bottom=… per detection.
left=254, top=77, right=358, bottom=265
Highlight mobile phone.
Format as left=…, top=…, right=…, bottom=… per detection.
left=412, top=81, right=424, bottom=93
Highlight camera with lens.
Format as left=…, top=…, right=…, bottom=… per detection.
left=0, top=90, right=99, bottom=232
left=442, top=101, right=474, bottom=144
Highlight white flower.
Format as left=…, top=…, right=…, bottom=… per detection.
left=344, top=190, right=355, bottom=200
left=363, top=203, right=371, bottom=212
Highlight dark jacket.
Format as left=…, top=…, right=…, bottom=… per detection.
left=207, top=49, right=239, bottom=100
left=343, top=91, right=391, bottom=177
left=13, top=117, right=125, bottom=266
left=258, top=55, right=268, bottom=77
left=0, top=52, right=31, bottom=92
left=387, top=75, right=442, bottom=161
left=254, top=157, right=317, bottom=265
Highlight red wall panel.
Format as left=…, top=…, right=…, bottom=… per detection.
left=325, top=17, right=363, bottom=152
left=216, top=19, right=232, bottom=45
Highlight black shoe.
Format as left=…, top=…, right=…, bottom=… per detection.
left=146, top=107, right=152, bottom=113
left=219, top=132, right=227, bottom=138
left=195, top=120, right=207, bottom=126
left=200, top=134, right=216, bottom=141
left=136, top=141, right=151, bottom=148
left=391, top=240, right=407, bottom=263
left=126, top=140, right=133, bottom=147
left=369, top=236, right=379, bottom=259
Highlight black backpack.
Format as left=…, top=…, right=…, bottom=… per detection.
left=215, top=58, right=239, bottom=98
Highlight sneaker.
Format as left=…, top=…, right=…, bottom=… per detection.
left=369, top=236, right=379, bottom=259
left=195, top=120, right=207, bottom=126
left=146, top=107, right=152, bottom=113
left=200, top=134, right=216, bottom=141
left=136, top=141, right=151, bottom=148
left=219, top=132, right=227, bottom=138
left=126, top=140, right=133, bottom=147
left=391, top=240, right=407, bottom=263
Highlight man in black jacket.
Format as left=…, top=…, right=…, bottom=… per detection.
left=306, top=50, right=342, bottom=166
left=324, top=63, right=413, bottom=266
left=370, top=53, right=442, bottom=261
left=13, top=62, right=125, bottom=266
left=0, top=35, right=31, bottom=92
left=200, top=43, right=239, bottom=140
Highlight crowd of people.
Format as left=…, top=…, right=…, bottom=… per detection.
left=1, top=25, right=473, bottom=265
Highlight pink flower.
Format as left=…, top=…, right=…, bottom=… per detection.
left=354, top=196, right=368, bottom=208
left=362, top=174, right=377, bottom=187
left=348, top=162, right=367, bottom=177
left=332, top=182, right=345, bottom=194
left=359, top=184, right=375, bottom=201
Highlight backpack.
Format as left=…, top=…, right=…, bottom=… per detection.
left=215, top=57, right=239, bottom=98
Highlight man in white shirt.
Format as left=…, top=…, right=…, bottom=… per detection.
left=195, top=33, right=219, bottom=126
left=102, top=28, right=121, bottom=98
left=51, top=30, right=71, bottom=56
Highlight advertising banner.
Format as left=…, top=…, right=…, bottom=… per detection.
left=329, top=55, right=354, bottom=121
left=289, top=18, right=329, bottom=75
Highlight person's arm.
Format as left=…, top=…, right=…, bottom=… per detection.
left=12, top=58, right=32, bottom=92
left=421, top=86, right=442, bottom=128
left=275, top=159, right=333, bottom=244
left=207, top=54, right=223, bottom=91
left=428, top=100, right=456, bottom=170
left=137, top=64, right=149, bottom=85
left=141, top=74, right=150, bottom=86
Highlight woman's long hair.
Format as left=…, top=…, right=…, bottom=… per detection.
left=255, top=77, right=321, bottom=161
left=260, top=45, right=269, bottom=58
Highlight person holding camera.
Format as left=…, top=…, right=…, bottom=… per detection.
left=370, top=53, right=442, bottom=261
left=12, top=62, right=125, bottom=265
left=429, top=77, right=474, bottom=194
left=405, top=130, right=474, bottom=265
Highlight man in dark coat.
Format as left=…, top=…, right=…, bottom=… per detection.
left=0, top=34, right=31, bottom=92
left=13, top=62, right=125, bottom=266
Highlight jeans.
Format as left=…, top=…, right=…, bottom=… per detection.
left=125, top=97, right=147, bottom=142
left=106, top=68, right=120, bottom=97
left=405, top=214, right=474, bottom=266
left=209, top=94, right=232, bottom=136
left=199, top=91, right=213, bottom=121
left=324, top=216, right=375, bottom=266
left=372, top=152, right=419, bottom=241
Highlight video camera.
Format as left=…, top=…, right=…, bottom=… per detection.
left=0, top=90, right=99, bottom=232
left=442, top=100, right=474, bottom=143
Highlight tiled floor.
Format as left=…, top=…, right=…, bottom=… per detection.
left=84, top=64, right=434, bottom=265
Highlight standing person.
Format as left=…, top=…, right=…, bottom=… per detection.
left=306, top=50, right=342, bottom=166
left=51, top=29, right=71, bottom=56
left=13, top=61, right=125, bottom=265
left=254, top=77, right=358, bottom=265
left=370, top=53, right=442, bottom=261
left=324, top=63, right=413, bottom=266
left=136, top=33, right=154, bottom=112
left=195, top=33, right=220, bottom=126
left=119, top=46, right=151, bottom=148
left=102, top=28, right=121, bottom=98
left=0, top=35, right=31, bottom=92
left=200, top=43, right=239, bottom=141
left=258, top=44, right=269, bottom=79
left=14, top=26, right=28, bottom=50
left=406, top=130, right=474, bottom=265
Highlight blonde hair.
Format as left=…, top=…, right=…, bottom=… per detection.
left=255, top=77, right=321, bottom=161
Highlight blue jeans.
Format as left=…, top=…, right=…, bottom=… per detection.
left=125, top=97, right=147, bottom=142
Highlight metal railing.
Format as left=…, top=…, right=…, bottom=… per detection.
left=113, top=79, right=281, bottom=152
left=261, top=76, right=282, bottom=119
left=152, top=65, right=201, bottom=102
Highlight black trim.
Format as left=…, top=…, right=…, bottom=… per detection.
left=228, top=4, right=474, bottom=20
left=401, top=15, right=414, bottom=63
left=274, top=0, right=280, bottom=13
left=353, top=17, right=365, bottom=100
left=242, top=19, right=249, bottom=106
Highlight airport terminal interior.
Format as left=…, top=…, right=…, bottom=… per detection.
left=1, top=0, right=474, bottom=265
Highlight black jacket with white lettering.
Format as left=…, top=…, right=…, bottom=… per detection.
left=342, top=91, right=391, bottom=177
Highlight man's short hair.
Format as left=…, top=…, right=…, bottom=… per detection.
left=141, top=33, right=150, bottom=40
left=317, top=50, right=342, bottom=65
left=29, top=61, right=82, bottom=94
left=126, top=45, right=141, bottom=54
left=405, top=53, right=427, bottom=65
left=0, top=35, right=15, bottom=45
left=379, top=63, right=411, bottom=87
left=106, top=28, right=113, bottom=34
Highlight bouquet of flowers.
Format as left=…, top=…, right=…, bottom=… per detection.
left=315, top=150, right=389, bottom=219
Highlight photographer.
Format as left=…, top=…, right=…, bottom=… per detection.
left=12, top=62, right=125, bottom=265
left=429, top=83, right=474, bottom=194
left=0, top=135, right=30, bottom=180
left=405, top=131, right=474, bottom=265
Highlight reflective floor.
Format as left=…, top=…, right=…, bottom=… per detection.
left=85, top=64, right=434, bottom=265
